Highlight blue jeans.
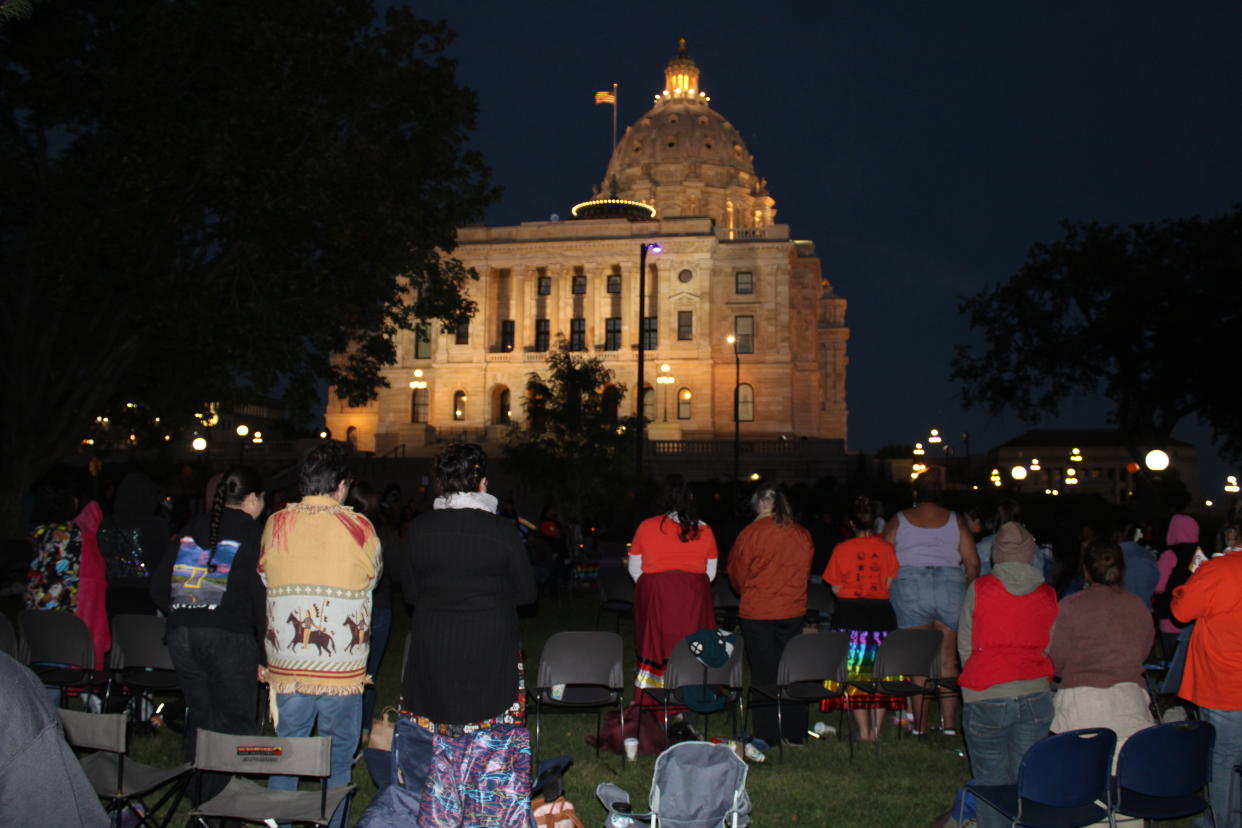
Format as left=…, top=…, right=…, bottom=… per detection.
left=269, top=692, right=362, bottom=828
left=890, top=565, right=966, bottom=630
left=963, top=691, right=1055, bottom=828
left=1198, top=707, right=1242, bottom=828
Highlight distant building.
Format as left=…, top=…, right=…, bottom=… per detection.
left=991, top=428, right=1200, bottom=502
left=326, top=41, right=849, bottom=466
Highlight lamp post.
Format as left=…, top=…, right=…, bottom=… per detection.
left=726, top=334, right=740, bottom=481
left=657, top=363, right=675, bottom=422
left=635, top=241, right=661, bottom=479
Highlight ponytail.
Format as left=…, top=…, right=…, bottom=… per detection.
left=207, top=465, right=264, bottom=557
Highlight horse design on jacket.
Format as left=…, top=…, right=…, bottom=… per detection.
left=286, top=611, right=335, bottom=655
left=342, top=612, right=371, bottom=654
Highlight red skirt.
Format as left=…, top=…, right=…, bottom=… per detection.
left=632, top=570, right=715, bottom=708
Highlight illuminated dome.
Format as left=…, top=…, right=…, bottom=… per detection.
left=597, top=39, right=775, bottom=230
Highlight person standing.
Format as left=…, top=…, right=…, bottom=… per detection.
left=259, top=444, right=380, bottom=828
left=958, top=522, right=1058, bottom=828
left=150, top=465, right=266, bottom=805
left=1172, top=536, right=1242, bottom=827
left=727, top=484, right=814, bottom=745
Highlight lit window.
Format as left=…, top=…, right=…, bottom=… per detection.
left=738, top=384, right=754, bottom=422
left=410, top=389, right=429, bottom=423
left=677, top=387, right=692, bottom=420
left=453, top=390, right=466, bottom=421
left=641, top=387, right=655, bottom=423
left=496, top=388, right=511, bottom=425
left=499, top=319, right=514, bottom=352
left=734, top=315, right=754, bottom=353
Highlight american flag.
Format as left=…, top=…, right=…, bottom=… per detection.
left=595, top=90, right=616, bottom=105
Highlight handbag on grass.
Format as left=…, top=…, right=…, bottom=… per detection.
left=370, top=706, right=398, bottom=751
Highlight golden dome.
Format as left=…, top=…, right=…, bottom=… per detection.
left=598, top=40, right=774, bottom=228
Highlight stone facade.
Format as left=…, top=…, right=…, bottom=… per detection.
left=326, top=43, right=849, bottom=457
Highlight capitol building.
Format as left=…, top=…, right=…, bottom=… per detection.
left=326, top=42, right=850, bottom=474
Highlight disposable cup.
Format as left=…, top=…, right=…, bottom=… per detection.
left=623, top=737, right=639, bottom=760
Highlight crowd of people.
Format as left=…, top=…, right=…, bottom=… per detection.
left=9, top=445, right=1242, bottom=827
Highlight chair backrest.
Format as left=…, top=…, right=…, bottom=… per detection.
left=1018, top=728, right=1116, bottom=808
left=649, top=741, right=750, bottom=826
left=0, top=613, right=16, bottom=658
left=598, top=564, right=636, bottom=604
left=1116, top=721, right=1214, bottom=798
left=873, top=628, right=943, bottom=679
left=712, top=577, right=739, bottom=610
left=776, top=631, right=850, bottom=686
left=663, top=635, right=745, bottom=691
left=193, top=729, right=331, bottom=778
left=110, top=614, right=174, bottom=671
left=59, top=708, right=127, bottom=753
left=805, top=582, right=835, bottom=616
left=537, top=631, right=624, bottom=690
left=18, top=608, right=95, bottom=667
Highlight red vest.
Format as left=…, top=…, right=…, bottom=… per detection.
left=958, top=574, right=1057, bottom=691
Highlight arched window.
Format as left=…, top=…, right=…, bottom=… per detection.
left=410, top=389, right=428, bottom=423
left=453, top=390, right=466, bottom=421
left=641, top=387, right=655, bottom=423
left=677, top=387, right=692, bottom=420
left=738, top=384, right=754, bottom=422
left=495, top=387, right=511, bottom=425
left=345, top=426, right=358, bottom=448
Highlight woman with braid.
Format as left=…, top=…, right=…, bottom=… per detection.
left=150, top=465, right=267, bottom=805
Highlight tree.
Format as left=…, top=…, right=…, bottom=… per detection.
left=504, top=340, right=635, bottom=531
left=0, top=0, right=497, bottom=534
left=951, top=207, right=1242, bottom=461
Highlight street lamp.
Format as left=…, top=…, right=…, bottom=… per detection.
left=1144, top=449, right=1170, bottom=472
left=235, top=424, right=250, bottom=464
left=192, top=436, right=208, bottom=452
left=657, top=363, right=675, bottom=421
left=726, top=334, right=741, bottom=480
left=635, top=241, right=662, bottom=479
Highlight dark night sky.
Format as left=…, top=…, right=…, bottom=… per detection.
left=396, top=1, right=1242, bottom=488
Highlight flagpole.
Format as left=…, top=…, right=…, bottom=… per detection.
left=611, top=82, right=618, bottom=155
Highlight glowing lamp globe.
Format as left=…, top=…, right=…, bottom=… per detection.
left=1010, top=465, right=1028, bottom=481
left=1144, top=449, right=1170, bottom=472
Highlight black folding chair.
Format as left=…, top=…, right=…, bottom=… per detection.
left=533, top=631, right=625, bottom=764
left=106, top=614, right=180, bottom=714
left=59, top=708, right=191, bottom=827
left=746, top=631, right=850, bottom=762
left=847, top=628, right=943, bottom=747
left=644, top=634, right=745, bottom=740
left=595, top=564, right=635, bottom=631
left=18, top=608, right=107, bottom=701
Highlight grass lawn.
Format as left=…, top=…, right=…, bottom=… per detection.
left=115, top=587, right=1193, bottom=826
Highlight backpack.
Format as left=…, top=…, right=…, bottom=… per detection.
left=26, top=522, right=84, bottom=611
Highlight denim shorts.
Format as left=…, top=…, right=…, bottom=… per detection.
left=889, top=565, right=966, bottom=630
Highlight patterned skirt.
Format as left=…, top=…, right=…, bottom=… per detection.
left=820, top=598, right=904, bottom=712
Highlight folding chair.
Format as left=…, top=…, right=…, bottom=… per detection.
left=713, top=577, right=740, bottom=631
left=59, top=708, right=191, bottom=827
left=645, top=634, right=745, bottom=740
left=106, top=614, right=180, bottom=714
left=599, top=741, right=752, bottom=827
left=18, top=608, right=107, bottom=700
left=805, top=582, right=835, bottom=627
left=0, top=612, right=16, bottom=658
left=966, top=728, right=1115, bottom=828
left=746, top=631, right=850, bottom=762
left=596, top=563, right=635, bottom=631
left=188, top=730, right=356, bottom=827
left=1113, top=720, right=1217, bottom=826
left=533, top=631, right=625, bottom=762
left=847, top=628, right=943, bottom=744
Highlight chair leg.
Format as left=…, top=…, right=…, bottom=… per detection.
left=776, top=693, right=784, bottom=763
left=534, top=698, right=542, bottom=766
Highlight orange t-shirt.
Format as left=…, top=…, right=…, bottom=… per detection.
left=629, top=514, right=717, bottom=574
left=823, top=535, right=899, bottom=599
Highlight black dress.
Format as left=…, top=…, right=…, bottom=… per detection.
left=400, top=506, right=536, bottom=725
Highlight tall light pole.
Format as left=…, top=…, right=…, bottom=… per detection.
left=635, top=241, right=662, bottom=479
left=726, top=334, right=740, bottom=481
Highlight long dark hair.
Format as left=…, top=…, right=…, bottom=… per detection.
left=347, top=480, right=383, bottom=523
left=208, top=466, right=264, bottom=552
left=658, top=474, right=701, bottom=543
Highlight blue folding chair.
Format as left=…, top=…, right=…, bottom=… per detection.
left=1113, top=720, right=1216, bottom=826
left=967, top=728, right=1115, bottom=827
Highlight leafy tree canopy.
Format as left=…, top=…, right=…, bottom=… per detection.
left=951, top=207, right=1242, bottom=459
left=0, top=0, right=497, bottom=529
left=504, top=340, right=635, bottom=529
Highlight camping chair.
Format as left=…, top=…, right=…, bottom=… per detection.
left=18, top=608, right=107, bottom=700
left=106, top=614, right=180, bottom=715
left=59, top=708, right=191, bottom=827
left=533, top=631, right=625, bottom=763
left=596, top=563, right=635, bottom=631
left=645, top=634, right=745, bottom=740
left=846, top=628, right=943, bottom=745
left=965, top=728, right=1115, bottom=828
left=1113, top=720, right=1216, bottom=826
left=746, top=631, right=850, bottom=762
left=0, top=612, right=16, bottom=658
left=598, top=740, right=751, bottom=828
left=188, top=729, right=356, bottom=827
